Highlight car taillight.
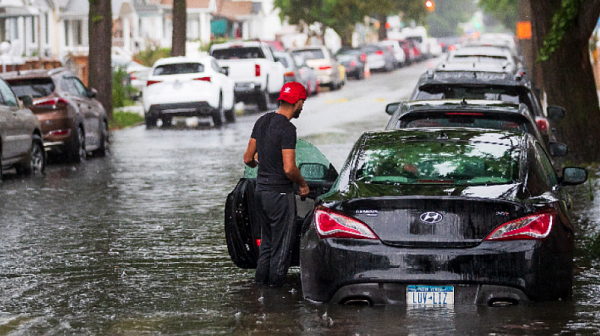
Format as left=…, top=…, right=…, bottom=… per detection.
left=448, top=45, right=456, bottom=51
left=319, top=65, right=331, bottom=70
left=34, top=98, right=68, bottom=106
left=484, top=209, right=556, bottom=241
left=314, top=205, right=378, bottom=240
left=194, top=77, right=211, bottom=82
left=350, top=60, right=357, bottom=67
left=47, top=129, right=71, bottom=136
left=284, top=71, right=295, bottom=77
left=536, top=117, right=550, bottom=134
left=129, top=71, right=137, bottom=80
left=255, top=64, right=261, bottom=77
left=147, top=80, right=162, bottom=86
left=375, top=50, right=384, bottom=55
left=360, top=53, right=367, bottom=62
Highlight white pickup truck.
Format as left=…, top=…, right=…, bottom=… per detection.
left=210, top=41, right=285, bottom=111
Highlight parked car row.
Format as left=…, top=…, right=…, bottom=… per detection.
left=0, top=68, right=109, bottom=181
left=225, top=34, right=588, bottom=307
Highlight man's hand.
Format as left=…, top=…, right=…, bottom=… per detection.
left=299, top=184, right=310, bottom=197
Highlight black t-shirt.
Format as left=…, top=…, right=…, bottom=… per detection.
left=251, top=112, right=297, bottom=192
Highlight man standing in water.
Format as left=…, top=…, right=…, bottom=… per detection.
left=243, top=82, right=310, bottom=287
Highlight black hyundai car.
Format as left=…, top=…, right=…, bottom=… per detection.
left=299, top=129, right=587, bottom=306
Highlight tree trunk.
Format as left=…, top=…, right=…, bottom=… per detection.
left=171, top=0, right=187, bottom=57
left=88, top=0, right=113, bottom=121
left=378, top=14, right=387, bottom=41
left=532, top=1, right=600, bottom=163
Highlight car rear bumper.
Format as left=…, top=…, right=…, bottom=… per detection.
left=330, top=283, right=529, bottom=306
left=146, top=102, right=214, bottom=118
left=300, top=231, right=572, bottom=304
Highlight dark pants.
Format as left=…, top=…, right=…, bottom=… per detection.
left=254, top=190, right=297, bottom=287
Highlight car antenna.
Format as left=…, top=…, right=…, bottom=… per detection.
left=461, top=97, right=468, bottom=106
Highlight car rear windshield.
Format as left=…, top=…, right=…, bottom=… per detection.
left=7, top=78, right=55, bottom=98
left=397, top=113, right=530, bottom=133
left=292, top=49, right=325, bottom=60
left=415, top=85, right=521, bottom=104
left=153, top=63, right=204, bottom=76
left=211, top=47, right=265, bottom=60
left=354, top=139, right=520, bottom=186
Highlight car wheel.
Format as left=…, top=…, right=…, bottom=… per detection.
left=145, top=116, right=156, bottom=128
left=92, top=120, right=109, bottom=157
left=0, top=149, right=3, bottom=182
left=18, top=135, right=45, bottom=175
left=257, top=89, right=269, bottom=111
left=162, top=116, right=172, bottom=127
left=68, top=126, right=86, bottom=163
left=224, top=104, right=236, bottom=123
left=212, top=94, right=224, bottom=127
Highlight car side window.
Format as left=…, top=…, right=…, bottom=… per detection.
left=0, top=79, right=18, bottom=107
left=71, top=78, right=88, bottom=97
left=527, top=143, right=557, bottom=195
left=61, top=77, right=80, bottom=96
left=535, top=143, right=559, bottom=186
left=211, top=59, right=220, bottom=73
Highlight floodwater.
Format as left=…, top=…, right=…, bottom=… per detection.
left=2, top=67, right=600, bottom=335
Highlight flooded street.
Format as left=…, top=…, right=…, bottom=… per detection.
left=2, top=61, right=600, bottom=335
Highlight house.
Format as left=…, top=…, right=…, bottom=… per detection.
left=212, top=0, right=280, bottom=41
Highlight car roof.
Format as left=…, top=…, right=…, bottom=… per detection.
left=210, top=40, right=264, bottom=50
left=0, top=68, right=66, bottom=80
left=152, top=56, right=214, bottom=67
left=291, top=46, right=327, bottom=51
left=362, top=128, right=526, bottom=148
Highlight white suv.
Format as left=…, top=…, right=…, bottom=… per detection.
left=143, top=56, right=235, bottom=127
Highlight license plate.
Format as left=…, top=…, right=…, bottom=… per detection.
left=407, top=285, right=454, bottom=306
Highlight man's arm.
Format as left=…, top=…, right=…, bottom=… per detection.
left=243, top=138, right=258, bottom=168
left=282, top=149, right=309, bottom=196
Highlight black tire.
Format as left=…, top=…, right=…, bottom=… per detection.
left=145, top=116, right=156, bottom=128
left=162, top=116, right=172, bottom=127
left=92, top=120, right=109, bottom=157
left=0, top=149, right=3, bottom=182
left=17, top=135, right=45, bottom=175
left=257, top=89, right=269, bottom=111
left=212, top=94, right=224, bottom=126
left=225, top=107, right=236, bottom=123
left=68, top=126, right=86, bottom=163
left=225, top=178, right=260, bottom=269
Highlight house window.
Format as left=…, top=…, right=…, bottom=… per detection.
left=12, top=18, right=18, bottom=39
left=75, top=20, right=82, bottom=45
left=45, top=13, right=49, bottom=44
left=64, top=19, right=69, bottom=46
left=31, top=17, right=35, bottom=43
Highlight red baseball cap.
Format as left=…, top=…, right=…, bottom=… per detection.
left=277, top=82, right=307, bottom=104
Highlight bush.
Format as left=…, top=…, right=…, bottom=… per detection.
left=110, top=111, right=145, bottom=129
left=135, top=47, right=172, bottom=67
left=112, top=68, right=137, bottom=109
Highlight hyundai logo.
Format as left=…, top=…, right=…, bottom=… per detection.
left=420, top=212, right=443, bottom=224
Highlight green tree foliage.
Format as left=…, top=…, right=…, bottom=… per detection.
left=274, top=0, right=427, bottom=45
left=478, top=0, right=518, bottom=32
left=426, top=0, right=478, bottom=37
left=537, top=0, right=585, bottom=61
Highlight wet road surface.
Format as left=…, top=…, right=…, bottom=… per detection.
left=1, top=60, right=600, bottom=335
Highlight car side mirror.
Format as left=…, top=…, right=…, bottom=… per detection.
left=299, top=163, right=328, bottom=180
left=547, top=105, right=566, bottom=120
left=19, top=95, right=33, bottom=106
left=220, top=67, right=229, bottom=76
left=87, top=88, right=97, bottom=98
left=548, top=142, right=568, bottom=157
left=386, top=102, right=400, bottom=115
left=561, top=167, right=587, bottom=185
